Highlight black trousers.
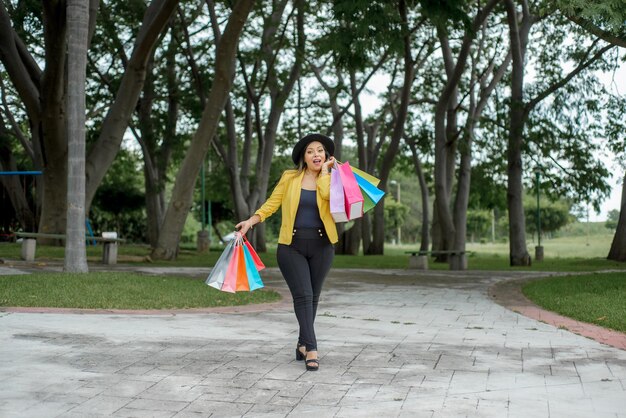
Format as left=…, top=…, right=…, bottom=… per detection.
left=276, top=228, right=335, bottom=352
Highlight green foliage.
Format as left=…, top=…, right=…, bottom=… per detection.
left=605, top=94, right=626, bottom=167
left=555, top=0, right=626, bottom=34
left=524, top=198, right=572, bottom=235
left=605, top=209, right=620, bottom=230
left=383, top=195, right=409, bottom=242
left=317, top=0, right=403, bottom=70
left=90, top=150, right=146, bottom=242
left=469, top=162, right=507, bottom=211
left=467, top=209, right=492, bottom=241
left=418, top=0, right=472, bottom=32
left=522, top=14, right=614, bottom=211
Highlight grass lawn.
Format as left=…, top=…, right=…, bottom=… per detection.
left=1, top=238, right=625, bottom=318
left=0, top=272, right=280, bottom=310
left=522, top=272, right=626, bottom=333
left=1, top=239, right=626, bottom=272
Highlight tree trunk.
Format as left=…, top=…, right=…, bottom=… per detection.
left=152, top=0, right=255, bottom=260
left=505, top=0, right=531, bottom=266
left=0, top=123, right=36, bottom=231
left=451, top=24, right=510, bottom=270
left=432, top=33, right=458, bottom=260
left=135, top=30, right=176, bottom=248
left=65, top=0, right=89, bottom=273
left=408, top=142, right=429, bottom=253
left=136, top=54, right=169, bottom=248
left=39, top=2, right=69, bottom=240
left=431, top=0, right=500, bottom=262
left=607, top=172, right=626, bottom=261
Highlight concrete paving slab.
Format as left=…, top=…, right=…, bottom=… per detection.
left=1, top=265, right=626, bottom=417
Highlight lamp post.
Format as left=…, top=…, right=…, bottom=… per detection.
left=197, top=160, right=210, bottom=253
left=534, top=167, right=543, bottom=261
left=390, top=180, right=401, bottom=245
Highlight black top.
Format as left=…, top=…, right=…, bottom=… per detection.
left=294, top=189, right=324, bottom=228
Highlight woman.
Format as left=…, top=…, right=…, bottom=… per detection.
left=235, top=133, right=337, bottom=371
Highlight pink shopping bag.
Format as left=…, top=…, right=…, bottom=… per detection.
left=221, top=242, right=241, bottom=293
left=338, top=161, right=364, bottom=220
left=330, top=167, right=348, bottom=222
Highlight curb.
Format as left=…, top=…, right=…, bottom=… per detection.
left=489, top=275, right=626, bottom=351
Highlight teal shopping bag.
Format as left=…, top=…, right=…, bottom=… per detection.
left=242, top=244, right=264, bottom=291
left=354, top=172, right=385, bottom=212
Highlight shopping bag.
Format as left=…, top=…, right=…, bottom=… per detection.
left=338, top=162, right=364, bottom=220
left=205, top=239, right=236, bottom=290
left=351, top=166, right=381, bottom=187
left=243, top=245, right=264, bottom=290
left=362, top=192, right=376, bottom=213
left=330, top=167, right=348, bottom=222
left=243, top=236, right=265, bottom=271
left=354, top=172, right=385, bottom=208
left=235, top=244, right=250, bottom=291
left=221, top=242, right=241, bottom=293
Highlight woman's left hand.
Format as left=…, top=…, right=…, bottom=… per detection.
left=323, top=156, right=335, bottom=171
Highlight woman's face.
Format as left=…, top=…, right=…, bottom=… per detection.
left=303, top=141, right=327, bottom=172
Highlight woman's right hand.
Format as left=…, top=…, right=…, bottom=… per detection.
left=235, top=217, right=256, bottom=236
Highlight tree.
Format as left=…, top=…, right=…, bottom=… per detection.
left=152, top=0, right=255, bottom=260
left=605, top=209, right=619, bottom=230
left=524, top=199, right=571, bottom=238
left=504, top=0, right=614, bottom=266
left=607, top=175, right=626, bottom=261
left=383, top=195, right=409, bottom=242
left=556, top=0, right=626, bottom=262
left=430, top=0, right=501, bottom=268
left=64, top=0, right=89, bottom=273
left=218, top=0, right=306, bottom=253
left=0, top=108, right=36, bottom=231
left=466, top=210, right=491, bottom=242
left=85, top=0, right=179, bottom=215
left=0, top=0, right=173, bottom=239
left=606, top=95, right=626, bottom=261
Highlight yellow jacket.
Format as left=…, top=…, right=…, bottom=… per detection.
left=255, top=170, right=338, bottom=245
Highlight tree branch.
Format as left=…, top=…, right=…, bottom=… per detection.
left=525, top=42, right=614, bottom=113
left=563, top=14, right=626, bottom=48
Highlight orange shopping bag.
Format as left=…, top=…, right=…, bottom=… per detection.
left=235, top=244, right=250, bottom=291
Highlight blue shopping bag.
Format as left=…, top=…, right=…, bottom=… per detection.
left=242, top=244, right=264, bottom=291
left=354, top=172, right=385, bottom=208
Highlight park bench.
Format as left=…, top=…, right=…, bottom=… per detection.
left=404, top=250, right=473, bottom=270
left=15, top=232, right=125, bottom=265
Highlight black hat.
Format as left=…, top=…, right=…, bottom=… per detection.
left=291, top=133, right=335, bottom=165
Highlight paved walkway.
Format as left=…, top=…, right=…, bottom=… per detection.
left=1, top=264, right=625, bottom=417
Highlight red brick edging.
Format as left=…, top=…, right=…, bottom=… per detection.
left=489, top=276, right=626, bottom=351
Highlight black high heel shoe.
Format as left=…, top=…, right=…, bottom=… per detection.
left=296, top=343, right=306, bottom=361
left=305, top=355, right=319, bottom=371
